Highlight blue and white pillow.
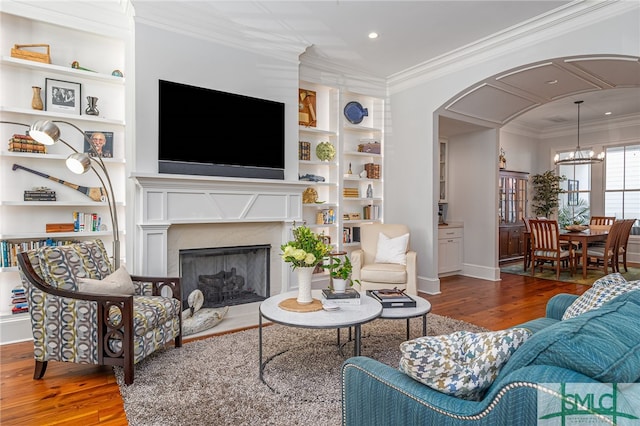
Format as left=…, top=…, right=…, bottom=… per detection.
left=562, top=273, right=639, bottom=320
left=398, top=328, right=532, bottom=400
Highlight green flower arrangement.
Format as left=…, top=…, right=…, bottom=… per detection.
left=281, top=224, right=331, bottom=269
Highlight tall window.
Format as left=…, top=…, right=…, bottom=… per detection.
left=556, top=150, right=591, bottom=226
left=605, top=143, right=640, bottom=233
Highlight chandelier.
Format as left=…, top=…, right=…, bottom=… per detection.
left=554, top=100, right=605, bottom=165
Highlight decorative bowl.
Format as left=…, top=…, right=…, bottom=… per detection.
left=565, top=224, right=588, bottom=232
left=316, top=141, right=336, bottom=161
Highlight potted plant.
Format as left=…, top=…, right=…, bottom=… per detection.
left=558, top=198, right=590, bottom=228
left=281, top=224, right=332, bottom=304
left=531, top=170, right=566, bottom=218
left=324, top=255, right=360, bottom=293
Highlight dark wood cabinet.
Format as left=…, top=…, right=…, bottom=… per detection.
left=499, top=170, right=528, bottom=262
left=499, top=224, right=525, bottom=260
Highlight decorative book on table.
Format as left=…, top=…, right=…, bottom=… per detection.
left=321, top=288, right=361, bottom=305
left=367, top=289, right=416, bottom=308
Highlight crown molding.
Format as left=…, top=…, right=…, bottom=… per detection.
left=386, top=1, right=637, bottom=94
left=504, top=112, right=640, bottom=140
left=0, top=0, right=131, bottom=39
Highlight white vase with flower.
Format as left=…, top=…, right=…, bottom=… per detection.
left=281, top=224, right=332, bottom=305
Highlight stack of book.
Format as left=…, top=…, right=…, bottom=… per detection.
left=24, top=188, right=56, bottom=201
left=321, top=288, right=361, bottom=305
left=73, top=211, right=102, bottom=232
left=367, top=289, right=416, bottom=308
left=298, top=141, right=311, bottom=160
left=343, top=188, right=359, bottom=198
left=363, top=205, right=380, bottom=220
left=11, top=287, right=28, bottom=314
left=8, top=134, right=46, bottom=153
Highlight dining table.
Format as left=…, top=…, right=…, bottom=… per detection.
left=523, top=228, right=609, bottom=279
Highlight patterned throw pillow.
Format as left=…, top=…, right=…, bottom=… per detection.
left=37, top=240, right=113, bottom=290
left=399, top=328, right=532, bottom=400
left=562, top=273, right=639, bottom=320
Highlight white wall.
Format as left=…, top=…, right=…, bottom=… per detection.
left=386, top=4, right=640, bottom=287
left=129, top=23, right=302, bottom=272
left=132, top=23, right=300, bottom=177
left=448, top=128, right=500, bottom=280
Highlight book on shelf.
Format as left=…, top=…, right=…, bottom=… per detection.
left=8, top=134, right=47, bottom=153
left=321, top=288, right=361, bottom=305
left=24, top=188, right=56, bottom=201
left=367, top=289, right=416, bottom=308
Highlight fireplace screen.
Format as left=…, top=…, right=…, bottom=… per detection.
left=180, top=245, right=270, bottom=309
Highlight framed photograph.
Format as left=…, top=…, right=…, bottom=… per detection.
left=84, top=131, right=114, bottom=158
left=298, top=88, right=316, bottom=127
left=568, top=179, right=579, bottom=206
left=45, top=78, right=81, bottom=115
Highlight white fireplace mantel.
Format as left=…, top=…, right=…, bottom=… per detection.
left=131, top=173, right=306, bottom=275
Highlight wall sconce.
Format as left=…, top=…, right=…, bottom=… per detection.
left=1, top=119, right=120, bottom=269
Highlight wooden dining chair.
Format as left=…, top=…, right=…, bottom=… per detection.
left=522, top=217, right=534, bottom=271
left=589, top=216, right=616, bottom=228
left=529, top=219, right=574, bottom=279
left=615, top=219, right=636, bottom=272
left=575, top=219, right=625, bottom=275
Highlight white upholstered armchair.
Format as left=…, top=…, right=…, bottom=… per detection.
left=351, top=223, right=417, bottom=295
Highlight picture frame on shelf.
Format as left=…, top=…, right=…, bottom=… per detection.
left=298, top=89, right=316, bottom=127
left=45, top=78, right=81, bottom=115
left=84, top=131, right=114, bottom=158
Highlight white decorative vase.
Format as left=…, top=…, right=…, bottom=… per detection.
left=332, top=278, right=347, bottom=293
left=296, top=266, right=315, bottom=304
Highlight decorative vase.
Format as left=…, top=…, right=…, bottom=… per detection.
left=332, top=278, right=347, bottom=293
left=296, top=266, right=315, bottom=304
left=366, top=184, right=373, bottom=198
left=85, top=96, right=99, bottom=116
left=31, top=86, right=43, bottom=110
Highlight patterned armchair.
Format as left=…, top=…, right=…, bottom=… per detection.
left=17, top=239, right=182, bottom=385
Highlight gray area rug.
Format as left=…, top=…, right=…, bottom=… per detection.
left=115, top=315, right=487, bottom=426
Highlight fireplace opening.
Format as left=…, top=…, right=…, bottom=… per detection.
left=180, top=244, right=270, bottom=310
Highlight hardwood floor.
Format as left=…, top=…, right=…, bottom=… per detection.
left=0, top=272, right=592, bottom=425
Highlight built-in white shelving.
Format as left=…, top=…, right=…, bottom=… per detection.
left=0, top=12, right=127, bottom=343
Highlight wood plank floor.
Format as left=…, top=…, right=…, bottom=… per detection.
left=0, top=271, right=594, bottom=425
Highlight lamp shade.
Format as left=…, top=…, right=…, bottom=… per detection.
left=29, top=120, right=61, bottom=145
left=66, top=152, right=92, bottom=174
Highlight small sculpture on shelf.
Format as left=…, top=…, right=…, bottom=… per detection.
left=85, top=96, right=99, bottom=116
left=499, top=148, right=507, bottom=169
left=31, top=86, right=43, bottom=110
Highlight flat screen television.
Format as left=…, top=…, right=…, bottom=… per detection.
left=158, top=80, right=285, bottom=179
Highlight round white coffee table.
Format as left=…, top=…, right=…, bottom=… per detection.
left=259, top=289, right=382, bottom=381
left=378, top=295, right=432, bottom=340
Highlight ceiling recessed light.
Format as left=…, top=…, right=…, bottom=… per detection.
left=368, top=32, right=378, bottom=39
left=545, top=80, right=558, bottom=85
left=605, top=111, right=612, bottom=115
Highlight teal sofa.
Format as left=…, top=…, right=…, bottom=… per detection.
left=342, top=286, right=640, bottom=425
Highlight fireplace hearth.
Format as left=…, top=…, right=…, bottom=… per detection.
left=180, top=245, right=270, bottom=310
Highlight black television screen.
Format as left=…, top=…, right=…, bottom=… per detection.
left=158, top=80, right=285, bottom=179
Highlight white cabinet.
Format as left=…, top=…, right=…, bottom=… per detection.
left=438, top=225, right=463, bottom=274
left=0, top=12, right=126, bottom=343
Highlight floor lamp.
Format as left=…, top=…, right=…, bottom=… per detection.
left=2, top=119, right=120, bottom=269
